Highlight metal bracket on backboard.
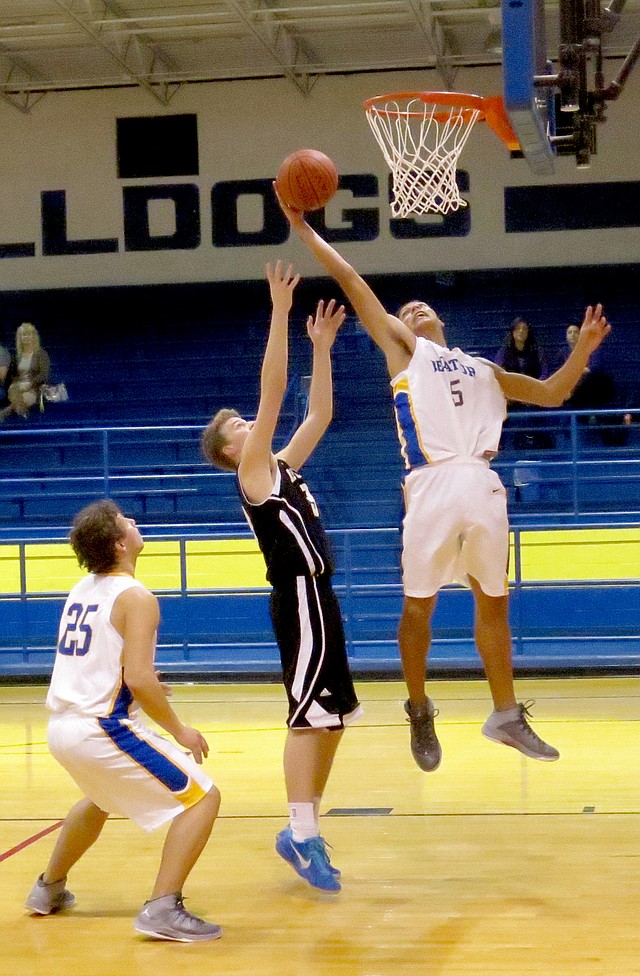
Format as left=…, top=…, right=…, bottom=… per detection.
left=502, top=0, right=640, bottom=171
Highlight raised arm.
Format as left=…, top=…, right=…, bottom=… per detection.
left=275, top=186, right=413, bottom=377
left=238, top=261, right=299, bottom=502
left=493, top=305, right=611, bottom=406
left=278, top=298, right=346, bottom=471
left=118, top=587, right=209, bottom=764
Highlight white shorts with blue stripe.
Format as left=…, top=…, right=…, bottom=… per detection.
left=47, top=711, right=214, bottom=832
left=402, top=457, right=510, bottom=598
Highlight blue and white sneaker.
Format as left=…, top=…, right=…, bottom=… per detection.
left=276, top=826, right=341, bottom=879
left=275, top=829, right=341, bottom=892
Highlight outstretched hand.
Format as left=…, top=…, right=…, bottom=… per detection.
left=306, top=298, right=346, bottom=349
left=266, top=259, right=300, bottom=312
left=578, top=304, right=611, bottom=353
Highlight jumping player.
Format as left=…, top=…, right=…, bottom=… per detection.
left=201, top=261, right=362, bottom=892
left=276, top=189, right=611, bottom=773
left=25, top=500, right=221, bottom=942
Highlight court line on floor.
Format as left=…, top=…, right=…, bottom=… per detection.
left=4, top=810, right=639, bottom=830
left=0, top=821, right=63, bottom=863
left=2, top=810, right=637, bottom=863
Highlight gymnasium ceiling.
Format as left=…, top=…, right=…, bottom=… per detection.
left=1, top=0, right=639, bottom=113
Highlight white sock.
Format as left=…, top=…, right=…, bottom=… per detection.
left=313, top=797, right=321, bottom=830
left=493, top=705, right=520, bottom=724
left=289, top=802, right=318, bottom=842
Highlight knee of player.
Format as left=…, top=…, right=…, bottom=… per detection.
left=205, top=785, right=222, bottom=817
left=402, top=596, right=436, bottom=620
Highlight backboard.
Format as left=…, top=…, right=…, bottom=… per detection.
left=502, top=0, right=556, bottom=174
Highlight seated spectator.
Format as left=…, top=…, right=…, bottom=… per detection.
left=0, top=323, right=50, bottom=422
left=556, top=322, right=624, bottom=446
left=495, top=317, right=552, bottom=448
left=495, top=317, right=548, bottom=383
left=0, top=336, right=9, bottom=405
left=557, top=322, right=615, bottom=410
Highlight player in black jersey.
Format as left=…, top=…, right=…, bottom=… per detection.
left=202, top=261, right=362, bottom=893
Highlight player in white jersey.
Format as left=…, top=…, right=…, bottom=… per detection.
left=25, top=500, right=222, bottom=943
left=276, top=188, right=611, bottom=773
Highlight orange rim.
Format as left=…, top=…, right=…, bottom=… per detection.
left=364, top=91, right=520, bottom=152
left=364, top=91, right=486, bottom=114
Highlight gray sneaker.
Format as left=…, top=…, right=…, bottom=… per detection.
left=482, top=701, right=560, bottom=761
left=25, top=874, right=76, bottom=915
left=134, top=893, right=222, bottom=943
left=404, top=698, right=442, bottom=772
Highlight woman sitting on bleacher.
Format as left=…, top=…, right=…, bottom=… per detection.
left=0, top=323, right=50, bottom=422
left=0, top=336, right=10, bottom=407
left=495, top=317, right=552, bottom=449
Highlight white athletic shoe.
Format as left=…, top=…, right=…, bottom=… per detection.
left=134, top=893, right=222, bottom=942
left=25, top=874, right=76, bottom=915
left=482, top=701, right=559, bottom=761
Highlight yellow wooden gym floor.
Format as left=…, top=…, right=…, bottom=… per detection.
left=1, top=677, right=638, bottom=976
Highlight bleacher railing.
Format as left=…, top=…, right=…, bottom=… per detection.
left=1, top=409, right=639, bottom=528
left=1, top=521, right=639, bottom=678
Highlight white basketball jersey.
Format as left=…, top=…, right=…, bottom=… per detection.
left=47, top=574, right=146, bottom=718
left=391, top=337, right=506, bottom=469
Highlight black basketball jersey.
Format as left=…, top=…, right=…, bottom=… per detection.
left=238, top=458, right=334, bottom=586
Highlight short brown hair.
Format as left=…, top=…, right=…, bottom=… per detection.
left=201, top=408, right=240, bottom=471
left=69, top=500, right=125, bottom=574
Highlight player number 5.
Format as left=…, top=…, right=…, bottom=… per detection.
left=450, top=378, right=464, bottom=407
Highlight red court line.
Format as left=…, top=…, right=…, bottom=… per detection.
left=0, top=821, right=63, bottom=863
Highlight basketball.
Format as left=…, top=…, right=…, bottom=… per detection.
left=275, top=149, right=339, bottom=212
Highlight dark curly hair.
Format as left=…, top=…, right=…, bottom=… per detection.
left=69, top=499, right=125, bottom=574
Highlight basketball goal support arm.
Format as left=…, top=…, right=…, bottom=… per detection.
left=592, top=32, right=640, bottom=100
left=546, top=0, right=640, bottom=104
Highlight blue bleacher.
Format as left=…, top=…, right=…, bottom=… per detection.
left=0, top=262, right=634, bottom=430
left=1, top=265, right=639, bottom=676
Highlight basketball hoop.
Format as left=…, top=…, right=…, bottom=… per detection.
left=364, top=92, right=519, bottom=217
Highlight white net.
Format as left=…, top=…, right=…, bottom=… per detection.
left=365, top=94, right=482, bottom=217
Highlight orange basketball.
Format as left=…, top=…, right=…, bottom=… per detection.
left=276, top=149, right=339, bottom=212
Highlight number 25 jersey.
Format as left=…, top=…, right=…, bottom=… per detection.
left=47, top=574, right=146, bottom=717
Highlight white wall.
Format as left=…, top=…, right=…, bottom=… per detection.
left=0, top=65, right=638, bottom=290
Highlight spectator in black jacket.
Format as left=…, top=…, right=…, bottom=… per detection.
left=495, top=317, right=548, bottom=385
left=556, top=322, right=615, bottom=410
left=495, top=318, right=551, bottom=448
left=0, top=335, right=10, bottom=406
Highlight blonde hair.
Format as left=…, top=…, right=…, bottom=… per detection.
left=16, top=322, right=41, bottom=358
left=201, top=409, right=241, bottom=471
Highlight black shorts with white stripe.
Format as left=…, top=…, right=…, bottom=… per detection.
left=270, top=574, right=361, bottom=730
